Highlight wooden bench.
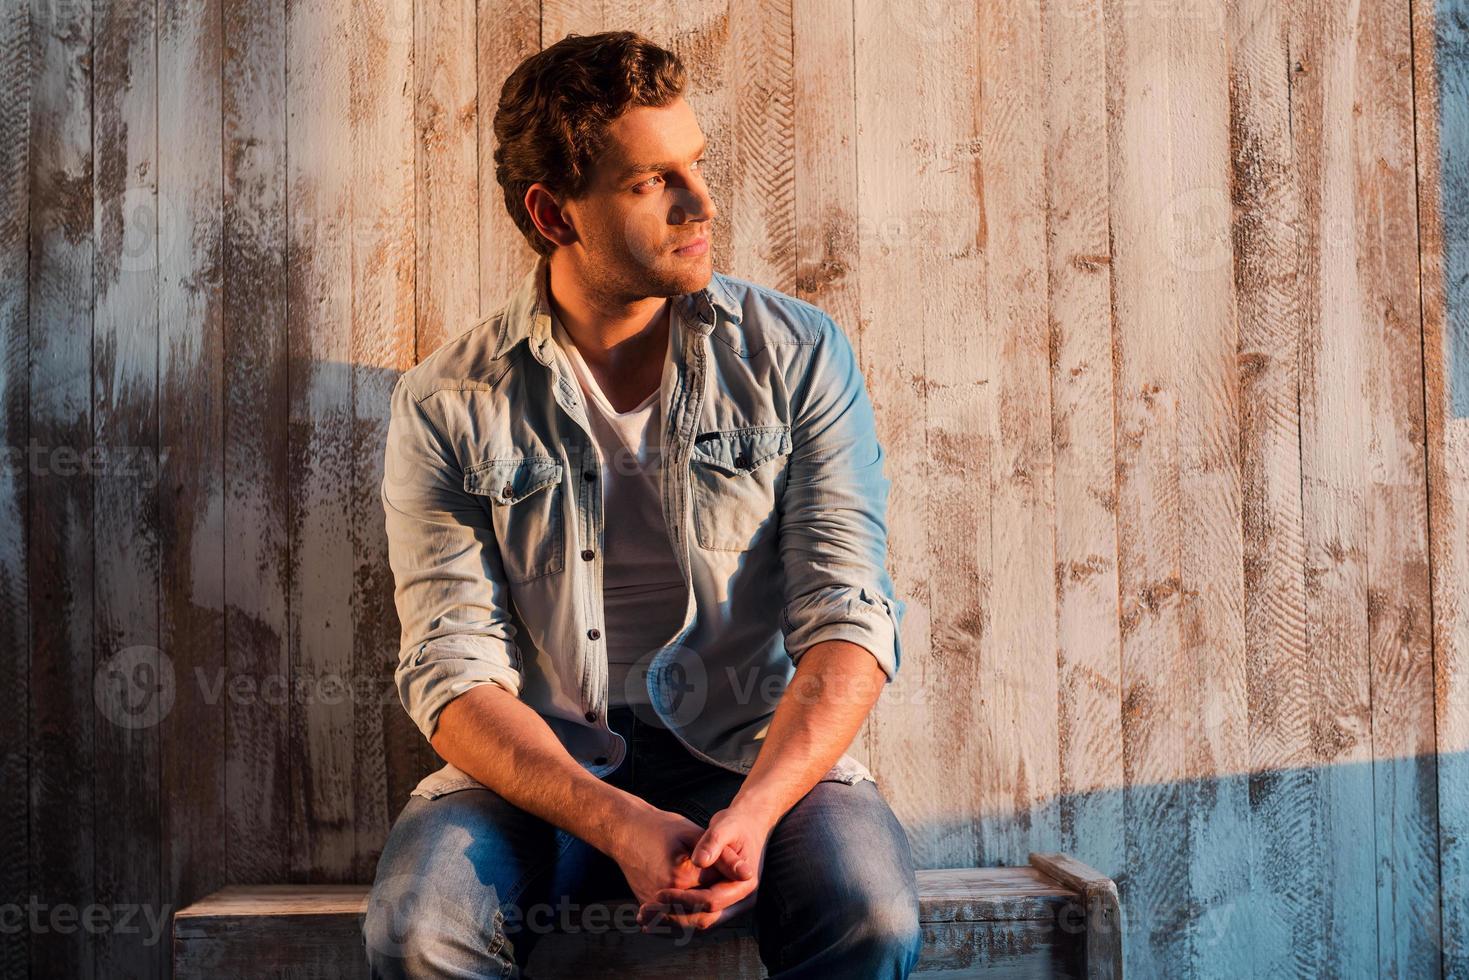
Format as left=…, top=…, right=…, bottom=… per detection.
left=174, top=852, right=1121, bottom=978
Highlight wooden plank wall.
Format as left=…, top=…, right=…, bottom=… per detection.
left=1417, top=0, right=1469, bottom=973
left=1, top=0, right=1464, bottom=977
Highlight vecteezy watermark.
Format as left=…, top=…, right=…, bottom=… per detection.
left=363, top=871, right=696, bottom=966
left=94, top=639, right=929, bottom=731
left=95, top=646, right=176, bottom=731
left=627, top=641, right=927, bottom=726
left=1, top=441, right=170, bottom=487
left=94, top=645, right=407, bottom=730
left=644, top=644, right=710, bottom=729
left=191, top=668, right=400, bottom=710
left=0, top=898, right=173, bottom=947
left=499, top=893, right=692, bottom=945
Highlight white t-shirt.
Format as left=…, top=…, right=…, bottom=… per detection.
left=550, top=309, right=686, bottom=722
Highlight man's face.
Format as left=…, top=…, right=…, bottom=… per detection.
left=559, top=96, right=717, bottom=302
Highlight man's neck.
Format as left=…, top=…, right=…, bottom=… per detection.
left=547, top=254, right=670, bottom=372
left=548, top=254, right=671, bottom=412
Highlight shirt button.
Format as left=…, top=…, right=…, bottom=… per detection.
left=584, top=710, right=597, bottom=722
left=581, top=549, right=595, bottom=561
left=587, top=628, right=601, bottom=640
left=594, top=756, right=608, bottom=765
left=734, top=453, right=749, bottom=469
left=583, top=470, right=596, bottom=481
left=500, top=483, right=514, bottom=498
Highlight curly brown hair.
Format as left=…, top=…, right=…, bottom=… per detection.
left=493, top=31, right=688, bottom=257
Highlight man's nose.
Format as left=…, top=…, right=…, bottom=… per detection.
left=671, top=184, right=717, bottom=225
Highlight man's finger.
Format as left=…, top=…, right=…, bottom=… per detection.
left=714, top=843, right=753, bottom=880
left=653, top=878, right=754, bottom=914
left=691, top=822, right=734, bottom=868
left=641, top=894, right=710, bottom=917
left=647, top=889, right=759, bottom=935
left=641, top=911, right=715, bottom=935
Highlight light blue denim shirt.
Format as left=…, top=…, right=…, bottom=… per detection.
left=382, top=254, right=906, bottom=798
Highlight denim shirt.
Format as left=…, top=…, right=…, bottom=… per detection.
left=382, top=254, right=906, bottom=799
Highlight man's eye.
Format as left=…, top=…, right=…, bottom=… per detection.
left=635, top=160, right=704, bottom=191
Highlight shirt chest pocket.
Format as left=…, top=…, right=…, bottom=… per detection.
left=465, top=455, right=566, bottom=582
left=689, top=425, right=791, bottom=552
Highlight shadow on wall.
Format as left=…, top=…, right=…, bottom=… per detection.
left=937, top=753, right=1458, bottom=978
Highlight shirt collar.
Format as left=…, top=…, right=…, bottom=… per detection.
left=492, top=252, right=743, bottom=364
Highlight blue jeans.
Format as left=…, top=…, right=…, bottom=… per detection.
left=363, top=705, right=923, bottom=978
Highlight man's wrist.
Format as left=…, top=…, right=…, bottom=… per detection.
left=728, top=787, right=785, bottom=836
left=584, top=783, right=658, bottom=859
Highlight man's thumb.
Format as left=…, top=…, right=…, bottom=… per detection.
left=692, top=824, right=728, bottom=867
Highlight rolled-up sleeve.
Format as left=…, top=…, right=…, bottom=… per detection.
left=381, top=376, right=523, bottom=741
left=778, top=314, right=906, bottom=682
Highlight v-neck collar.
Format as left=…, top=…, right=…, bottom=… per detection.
left=551, top=308, right=671, bottom=419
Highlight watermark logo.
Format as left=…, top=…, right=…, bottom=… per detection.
left=94, top=646, right=175, bottom=731
left=363, top=870, right=695, bottom=966
left=0, top=898, right=172, bottom=947
left=651, top=644, right=709, bottom=729
left=1156, top=185, right=1233, bottom=274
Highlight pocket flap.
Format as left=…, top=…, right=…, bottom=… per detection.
left=465, top=456, right=563, bottom=504
left=690, top=426, right=791, bottom=476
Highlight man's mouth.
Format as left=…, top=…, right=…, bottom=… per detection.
left=673, top=236, right=709, bottom=256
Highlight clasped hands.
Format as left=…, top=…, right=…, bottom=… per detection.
left=614, top=800, right=774, bottom=937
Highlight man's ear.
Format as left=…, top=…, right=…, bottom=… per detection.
left=525, top=183, right=578, bottom=248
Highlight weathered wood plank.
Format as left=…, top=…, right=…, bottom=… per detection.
left=1163, top=5, right=1254, bottom=976
left=350, top=0, right=420, bottom=880
left=791, top=0, right=860, bottom=328
left=851, top=0, right=964, bottom=870
left=27, top=0, right=95, bottom=972
left=159, top=0, right=228, bottom=968
left=973, top=0, right=1063, bottom=866
left=175, top=912, right=370, bottom=980
left=414, top=0, right=480, bottom=354
left=173, top=867, right=1099, bottom=979
left=1351, top=0, right=1445, bottom=971
left=1225, top=1, right=1322, bottom=973
left=1042, top=0, right=1126, bottom=891
left=222, top=0, right=291, bottom=888
left=1412, top=0, right=1469, bottom=971
left=1104, top=1, right=1252, bottom=973
left=0, top=0, right=31, bottom=975
left=1286, top=3, right=1383, bottom=975
left=727, top=0, right=796, bottom=292
left=476, top=1, right=540, bottom=312
left=530, top=918, right=1089, bottom=979
left=175, top=866, right=1082, bottom=922
left=1028, top=853, right=1121, bottom=980
left=92, top=0, right=162, bottom=974
left=286, top=0, right=358, bottom=881
left=176, top=913, right=1090, bottom=980
left=1293, top=0, right=1442, bottom=973
left=1102, top=2, right=1192, bottom=971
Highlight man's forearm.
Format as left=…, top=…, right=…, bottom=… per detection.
left=727, top=638, right=887, bottom=832
left=430, top=683, right=654, bottom=858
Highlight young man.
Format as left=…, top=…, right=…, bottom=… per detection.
left=365, top=30, right=920, bottom=979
